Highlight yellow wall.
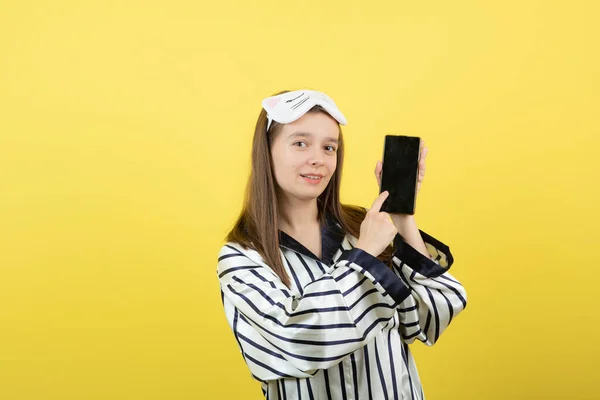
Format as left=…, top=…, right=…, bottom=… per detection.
left=1, top=1, right=598, bottom=399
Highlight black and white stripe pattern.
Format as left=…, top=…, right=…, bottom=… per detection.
left=217, top=213, right=467, bottom=399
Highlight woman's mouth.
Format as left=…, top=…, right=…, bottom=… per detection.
left=300, top=174, right=324, bottom=184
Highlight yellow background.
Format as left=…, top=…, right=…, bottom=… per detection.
left=1, top=0, right=598, bottom=399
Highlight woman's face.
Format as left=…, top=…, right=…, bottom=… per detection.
left=270, top=111, right=339, bottom=203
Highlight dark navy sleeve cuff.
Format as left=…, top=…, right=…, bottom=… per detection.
left=339, top=247, right=410, bottom=305
left=392, top=229, right=454, bottom=278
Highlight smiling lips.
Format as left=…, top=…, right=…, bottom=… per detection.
left=300, top=173, right=324, bottom=183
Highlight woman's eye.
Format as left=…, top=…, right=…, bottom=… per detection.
left=325, top=145, right=337, bottom=152
left=294, top=142, right=307, bottom=147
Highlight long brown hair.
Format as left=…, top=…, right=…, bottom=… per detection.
left=226, top=90, right=394, bottom=287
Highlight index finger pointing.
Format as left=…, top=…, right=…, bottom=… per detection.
left=370, top=191, right=389, bottom=213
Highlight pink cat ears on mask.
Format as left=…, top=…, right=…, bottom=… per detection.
left=261, top=90, right=348, bottom=131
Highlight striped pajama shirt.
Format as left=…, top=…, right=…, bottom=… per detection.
left=217, top=211, right=467, bottom=399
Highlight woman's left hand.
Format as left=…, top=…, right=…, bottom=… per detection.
left=374, top=140, right=428, bottom=212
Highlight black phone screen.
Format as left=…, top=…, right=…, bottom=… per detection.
left=379, top=135, right=421, bottom=215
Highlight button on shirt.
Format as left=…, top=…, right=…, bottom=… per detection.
left=217, top=211, right=467, bottom=400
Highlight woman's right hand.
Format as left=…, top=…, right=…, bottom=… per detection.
left=355, top=191, right=398, bottom=258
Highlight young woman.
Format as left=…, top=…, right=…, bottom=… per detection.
left=217, top=89, right=467, bottom=400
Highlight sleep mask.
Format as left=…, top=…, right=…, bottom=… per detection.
left=262, top=89, right=347, bottom=131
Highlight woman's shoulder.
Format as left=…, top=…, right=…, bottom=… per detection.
left=217, top=241, right=281, bottom=277
left=217, top=240, right=255, bottom=262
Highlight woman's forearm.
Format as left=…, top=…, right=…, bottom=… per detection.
left=390, top=214, right=433, bottom=260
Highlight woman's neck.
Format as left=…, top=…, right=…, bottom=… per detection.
left=278, top=197, right=319, bottom=234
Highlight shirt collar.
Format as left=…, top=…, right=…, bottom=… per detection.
left=278, top=209, right=346, bottom=265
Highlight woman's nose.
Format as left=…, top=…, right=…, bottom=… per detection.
left=309, top=148, right=325, bottom=166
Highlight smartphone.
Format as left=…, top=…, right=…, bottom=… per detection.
left=379, top=135, right=421, bottom=215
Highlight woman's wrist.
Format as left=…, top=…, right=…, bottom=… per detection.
left=389, top=213, right=415, bottom=237
left=389, top=213, right=433, bottom=260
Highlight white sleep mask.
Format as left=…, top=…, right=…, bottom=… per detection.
left=262, top=89, right=347, bottom=131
